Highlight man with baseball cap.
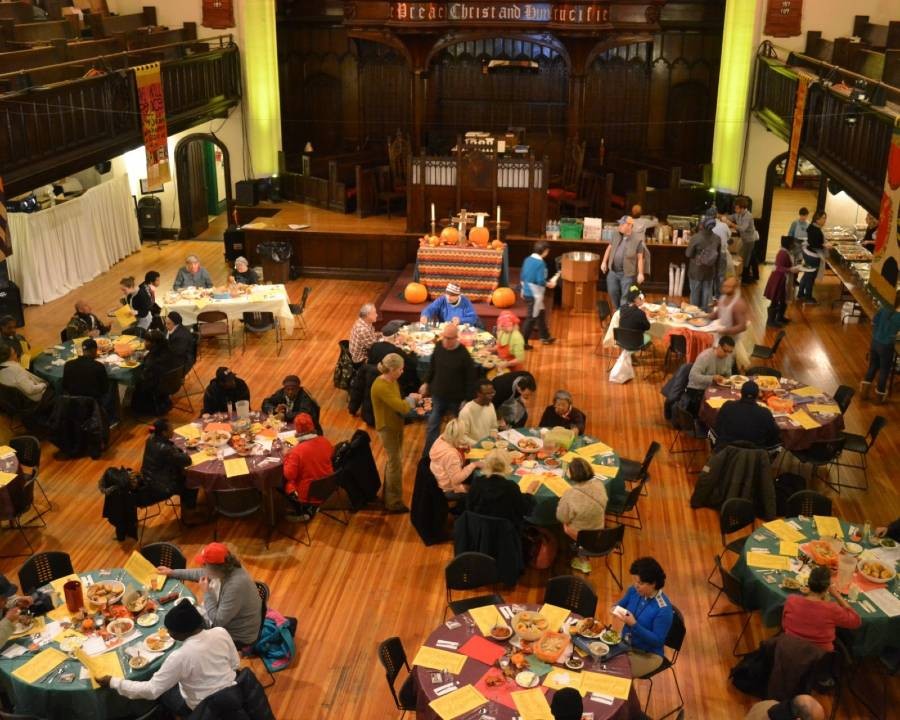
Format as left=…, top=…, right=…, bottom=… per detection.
left=98, top=598, right=240, bottom=715
left=419, top=282, right=480, bottom=327
left=202, top=367, right=251, bottom=415
left=713, top=379, right=781, bottom=451
left=261, top=374, right=321, bottom=430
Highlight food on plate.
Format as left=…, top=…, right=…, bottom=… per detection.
left=521, top=460, right=536, bottom=469
left=136, top=612, right=159, bottom=627
left=543, top=457, right=560, bottom=468
left=11, top=615, right=35, bottom=634
left=880, top=538, right=897, bottom=548
left=517, top=437, right=542, bottom=453
left=95, top=338, right=113, bottom=354
left=144, top=630, right=174, bottom=652
left=480, top=441, right=495, bottom=450
left=805, top=539, right=839, bottom=568
left=573, top=617, right=604, bottom=638
left=124, top=590, right=148, bottom=613
left=510, top=651, right=528, bottom=670
left=565, top=656, right=584, bottom=670
left=490, top=625, right=512, bottom=640
left=59, top=635, right=86, bottom=652
left=534, top=631, right=570, bottom=663
left=671, top=312, right=690, bottom=322
left=727, top=375, right=749, bottom=388
left=107, top=618, right=135, bottom=638
left=515, top=670, right=538, bottom=688
left=766, top=396, right=794, bottom=414
left=681, top=303, right=701, bottom=314
left=858, top=559, right=896, bottom=583
left=599, top=629, right=621, bottom=645
left=688, top=317, right=710, bottom=327
left=86, top=581, right=125, bottom=606
left=512, top=611, right=549, bottom=641
left=842, top=542, right=863, bottom=556
left=754, top=375, right=781, bottom=391
left=184, top=437, right=201, bottom=448
left=129, top=655, right=149, bottom=670
left=780, top=576, right=807, bottom=591
left=588, top=641, right=610, bottom=657
left=485, top=672, right=505, bottom=687
left=201, top=429, right=231, bottom=447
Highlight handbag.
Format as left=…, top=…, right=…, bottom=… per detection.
left=524, top=526, right=558, bottom=570
left=609, top=351, right=634, bottom=384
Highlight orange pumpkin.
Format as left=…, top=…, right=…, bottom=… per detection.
left=492, top=287, right=516, bottom=308
left=114, top=343, right=134, bottom=358
left=440, top=227, right=459, bottom=245
left=422, top=234, right=440, bottom=247
left=491, top=239, right=504, bottom=250
left=404, top=282, right=428, bottom=304
left=469, top=226, right=490, bottom=247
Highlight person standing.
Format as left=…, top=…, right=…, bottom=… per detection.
left=707, top=276, right=750, bottom=363
left=860, top=304, right=900, bottom=404
left=131, top=331, right=182, bottom=415
left=420, top=324, right=477, bottom=450
left=371, top=353, right=419, bottom=513
left=797, top=211, right=829, bottom=304
left=685, top=216, right=720, bottom=311
left=520, top=241, right=557, bottom=347
left=601, top=205, right=651, bottom=308
left=763, top=236, right=802, bottom=327
left=133, top=271, right=161, bottom=331
left=710, top=208, right=733, bottom=295
left=727, top=197, right=758, bottom=283
left=173, top=255, right=214, bottom=290
left=787, top=207, right=810, bottom=265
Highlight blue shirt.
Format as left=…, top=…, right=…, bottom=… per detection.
left=173, top=267, right=214, bottom=290
left=873, top=306, right=900, bottom=346
left=520, top=254, right=548, bottom=298
left=422, top=295, right=479, bottom=326
left=787, top=219, right=809, bottom=240
left=615, top=586, right=674, bottom=657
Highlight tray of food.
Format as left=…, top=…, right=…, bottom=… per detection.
left=533, top=631, right=570, bottom=663
left=86, top=581, right=125, bottom=607
left=516, top=437, right=543, bottom=453
left=511, top=611, right=549, bottom=641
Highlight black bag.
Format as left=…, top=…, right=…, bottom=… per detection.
left=98, top=466, right=140, bottom=494
left=333, top=339, right=355, bottom=391
left=774, top=472, right=806, bottom=517
left=729, top=646, right=771, bottom=698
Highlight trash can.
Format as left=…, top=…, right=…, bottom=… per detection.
left=257, top=241, right=292, bottom=285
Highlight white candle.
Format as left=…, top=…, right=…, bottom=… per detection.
left=496, top=205, right=501, bottom=226
left=431, top=203, right=435, bottom=222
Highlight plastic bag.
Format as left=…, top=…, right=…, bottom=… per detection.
left=609, top=350, right=634, bottom=384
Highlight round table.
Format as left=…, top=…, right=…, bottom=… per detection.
left=0, top=568, right=195, bottom=719
left=414, top=604, right=640, bottom=720
left=602, top=303, right=717, bottom=362
left=31, top=337, right=143, bottom=391
left=471, top=430, right=623, bottom=527
left=733, top=517, right=900, bottom=658
left=394, top=322, right=501, bottom=380
left=698, top=378, right=844, bottom=451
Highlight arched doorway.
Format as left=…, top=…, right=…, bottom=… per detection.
left=758, top=151, right=823, bottom=261
left=174, top=133, right=234, bottom=239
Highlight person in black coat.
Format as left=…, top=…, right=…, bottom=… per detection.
left=492, top=370, right=536, bottom=428
left=713, top=381, right=781, bottom=451
left=165, top=312, right=196, bottom=372
left=132, top=271, right=162, bottom=331
left=141, top=419, right=196, bottom=508
left=62, top=338, right=109, bottom=401
left=261, top=375, right=322, bottom=432
left=538, top=390, right=587, bottom=435
left=367, top=320, right=419, bottom=396
left=466, top=450, right=536, bottom=528
left=131, top=331, right=183, bottom=415
left=202, top=367, right=251, bottom=414
left=618, top=286, right=651, bottom=336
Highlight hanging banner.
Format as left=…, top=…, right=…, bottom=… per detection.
left=0, top=177, right=13, bottom=261
left=764, top=0, right=803, bottom=38
left=134, top=62, right=171, bottom=191
left=784, top=74, right=809, bottom=188
left=202, top=0, right=235, bottom=29
left=869, top=121, right=900, bottom=307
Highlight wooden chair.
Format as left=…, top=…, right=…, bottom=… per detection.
left=548, top=136, right=586, bottom=200
left=376, top=131, right=409, bottom=218
left=560, top=170, right=604, bottom=218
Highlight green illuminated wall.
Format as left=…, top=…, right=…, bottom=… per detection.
left=240, top=0, right=281, bottom=177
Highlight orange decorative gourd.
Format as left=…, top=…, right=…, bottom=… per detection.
left=423, top=234, right=440, bottom=247
left=114, top=343, right=134, bottom=358
left=492, top=287, right=515, bottom=308
left=469, top=226, right=490, bottom=247
left=404, top=282, right=428, bottom=304
left=440, top=227, right=459, bottom=245
left=491, top=239, right=504, bottom=250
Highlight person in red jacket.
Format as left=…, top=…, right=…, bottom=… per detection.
left=781, top=566, right=861, bottom=652
left=282, top=413, right=334, bottom=521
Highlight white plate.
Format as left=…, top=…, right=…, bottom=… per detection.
left=515, top=670, right=540, bottom=688
left=143, top=634, right=174, bottom=653
left=136, top=613, right=159, bottom=627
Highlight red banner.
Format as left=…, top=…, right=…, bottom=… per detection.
left=784, top=75, right=809, bottom=188
left=0, top=177, right=13, bottom=261
left=135, top=62, right=171, bottom=191
left=202, top=0, right=235, bottom=29
left=869, top=122, right=900, bottom=307
left=764, top=0, right=802, bottom=38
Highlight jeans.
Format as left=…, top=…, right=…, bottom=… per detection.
left=521, top=296, right=550, bottom=341
left=424, top=395, right=460, bottom=451
left=689, top=278, right=714, bottom=311
left=740, top=240, right=758, bottom=280
left=865, top=340, right=895, bottom=393
left=606, top=270, right=634, bottom=308
left=378, top=426, right=405, bottom=510
left=798, top=256, right=820, bottom=299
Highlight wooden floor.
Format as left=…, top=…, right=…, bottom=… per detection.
left=1, top=231, right=898, bottom=720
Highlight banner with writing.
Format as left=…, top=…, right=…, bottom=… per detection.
left=764, top=0, right=802, bottom=38
left=784, top=75, right=809, bottom=188
left=869, top=120, right=900, bottom=307
left=0, top=177, right=13, bottom=261
left=389, top=2, right=611, bottom=25
left=134, top=62, right=171, bottom=191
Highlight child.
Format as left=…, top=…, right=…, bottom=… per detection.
left=763, top=236, right=802, bottom=327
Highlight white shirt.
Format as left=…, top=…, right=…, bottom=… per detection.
left=111, top=627, right=239, bottom=710
left=458, top=400, right=498, bottom=444
left=0, top=361, right=47, bottom=402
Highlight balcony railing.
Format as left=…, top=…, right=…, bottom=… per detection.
left=752, top=55, right=799, bottom=142
left=0, top=42, right=241, bottom=196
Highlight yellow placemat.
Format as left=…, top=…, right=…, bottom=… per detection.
left=190, top=451, right=213, bottom=467
left=468, top=605, right=506, bottom=636
left=0, top=445, right=16, bottom=458
left=52, top=627, right=85, bottom=644
left=538, top=603, right=571, bottom=631
left=49, top=573, right=81, bottom=596
left=517, top=474, right=544, bottom=493
left=174, top=424, right=201, bottom=439
left=560, top=451, right=580, bottom=464
left=576, top=442, right=614, bottom=459
left=814, top=515, right=843, bottom=539
left=538, top=474, right=571, bottom=498
left=511, top=687, right=553, bottom=720
left=788, top=411, right=820, bottom=430
left=411, top=646, right=467, bottom=674
left=793, top=386, right=824, bottom=397
left=580, top=671, right=632, bottom=699
left=46, top=604, right=73, bottom=622
left=808, top=403, right=840, bottom=415
left=194, top=298, right=210, bottom=311
left=591, top=463, right=619, bottom=479
left=779, top=541, right=800, bottom=557
left=124, top=550, right=166, bottom=590
left=706, top=396, right=728, bottom=409
left=12, top=647, right=68, bottom=683
left=113, top=304, right=136, bottom=327
left=465, top=448, right=489, bottom=460
left=762, top=519, right=806, bottom=543
left=428, top=685, right=487, bottom=720
left=223, top=457, right=250, bottom=478
left=77, top=649, right=123, bottom=688
left=746, top=552, right=792, bottom=571
left=543, top=668, right=582, bottom=692
left=0, top=471, right=17, bottom=488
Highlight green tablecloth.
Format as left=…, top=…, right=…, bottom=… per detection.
left=0, top=569, right=194, bottom=719
left=732, top=517, right=900, bottom=658
left=473, top=429, right=622, bottom=527
left=31, top=339, right=140, bottom=391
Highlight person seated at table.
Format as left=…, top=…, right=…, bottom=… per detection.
left=782, top=566, right=861, bottom=652
left=62, top=338, right=115, bottom=420
left=429, top=419, right=482, bottom=499
left=157, top=542, right=262, bottom=647
left=539, top=390, right=586, bottom=436
left=98, top=599, right=241, bottom=716
left=173, top=254, right=214, bottom=290
left=0, top=315, right=29, bottom=365
left=614, top=556, right=674, bottom=677
left=745, top=695, right=825, bottom=720
left=685, top=336, right=736, bottom=414
left=556, top=458, right=607, bottom=574
left=228, top=256, right=258, bottom=286
left=494, top=310, right=525, bottom=369
left=466, top=449, right=536, bottom=527
left=282, top=412, right=334, bottom=522
left=551, top=687, right=583, bottom=720
left=712, top=380, right=781, bottom=451
left=368, top=320, right=419, bottom=395
left=202, top=367, right=251, bottom=415
left=132, top=271, right=162, bottom=331
left=0, top=575, right=32, bottom=647
left=65, top=300, right=110, bottom=340
left=142, top=418, right=197, bottom=507
left=419, top=283, right=480, bottom=327
left=458, top=379, right=499, bottom=445
left=131, top=331, right=183, bottom=415
left=492, top=370, right=536, bottom=428
left=349, top=303, right=382, bottom=366
left=875, top=519, right=900, bottom=541
left=618, top=286, right=651, bottom=345
left=262, top=374, right=322, bottom=431
left=165, top=311, right=196, bottom=372
left=0, top=344, right=55, bottom=418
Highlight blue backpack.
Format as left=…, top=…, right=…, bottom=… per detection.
left=253, top=612, right=296, bottom=673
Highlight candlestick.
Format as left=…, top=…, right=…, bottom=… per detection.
left=430, top=219, right=436, bottom=236
left=496, top=206, right=501, bottom=242
left=431, top=203, right=435, bottom=223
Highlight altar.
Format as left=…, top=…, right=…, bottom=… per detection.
left=414, top=244, right=509, bottom=302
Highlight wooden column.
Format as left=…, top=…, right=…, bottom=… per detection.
left=411, top=69, right=427, bottom=153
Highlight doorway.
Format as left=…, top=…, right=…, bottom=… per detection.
left=758, top=152, right=822, bottom=261
left=174, top=133, right=234, bottom=239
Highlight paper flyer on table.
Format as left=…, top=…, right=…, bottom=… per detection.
left=223, top=457, right=250, bottom=478
left=12, top=647, right=68, bottom=683
left=865, top=589, right=900, bottom=617
left=467, top=604, right=506, bottom=635
left=124, top=550, right=167, bottom=590
left=428, top=684, right=487, bottom=720
left=746, top=552, right=792, bottom=571
left=538, top=603, right=571, bottom=631
left=580, top=671, right=632, bottom=699
left=511, top=687, right=553, bottom=720
left=411, top=645, right=467, bottom=674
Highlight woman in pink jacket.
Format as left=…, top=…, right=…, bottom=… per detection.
left=428, top=419, right=482, bottom=499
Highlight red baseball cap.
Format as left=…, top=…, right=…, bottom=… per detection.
left=194, top=542, right=229, bottom=566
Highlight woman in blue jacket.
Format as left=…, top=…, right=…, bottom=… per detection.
left=614, top=556, right=674, bottom=677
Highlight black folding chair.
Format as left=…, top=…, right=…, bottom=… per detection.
left=708, top=557, right=753, bottom=656
left=785, top=489, right=832, bottom=517
left=543, top=575, right=598, bottom=617
left=444, top=552, right=504, bottom=618
left=750, top=329, right=786, bottom=366
left=140, top=542, right=187, bottom=571
left=706, top=498, right=755, bottom=588
left=18, top=551, right=73, bottom=594
left=575, top=525, right=626, bottom=590
left=834, top=415, right=886, bottom=492
left=287, top=286, right=312, bottom=340
left=377, top=637, right=418, bottom=718
left=9, top=435, right=51, bottom=517
left=606, top=477, right=647, bottom=530
left=668, top=405, right=707, bottom=473
left=241, top=311, right=282, bottom=355
left=637, top=605, right=685, bottom=719
left=593, top=299, right=613, bottom=356
left=0, top=476, right=45, bottom=558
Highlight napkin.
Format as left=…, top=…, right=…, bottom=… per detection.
left=706, top=396, right=728, bottom=409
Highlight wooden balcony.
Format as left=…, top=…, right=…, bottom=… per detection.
left=0, top=42, right=241, bottom=196
left=752, top=55, right=798, bottom=142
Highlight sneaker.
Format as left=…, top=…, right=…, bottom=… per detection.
left=523, top=344, right=533, bottom=351
left=541, top=337, right=557, bottom=345
left=570, top=557, right=592, bottom=573
left=285, top=512, right=310, bottom=523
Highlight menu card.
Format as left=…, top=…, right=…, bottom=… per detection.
left=511, top=687, right=553, bottom=720
left=792, top=386, right=824, bottom=397
left=12, top=647, right=68, bottom=683
left=543, top=668, right=582, bottom=691
left=538, top=603, right=571, bottom=631
left=428, top=685, right=487, bottom=720
left=174, top=424, right=201, bottom=439
left=124, top=550, right=166, bottom=590
left=746, top=552, right=792, bottom=571
left=762, top=519, right=806, bottom=543
left=113, top=304, right=136, bottom=327
left=537, top=474, right=571, bottom=498
left=465, top=448, right=489, bottom=460
left=788, top=411, right=821, bottom=430
left=223, top=457, right=250, bottom=478
left=807, top=403, right=840, bottom=414
left=190, top=451, right=213, bottom=466
left=778, top=541, right=800, bottom=557
left=580, top=670, right=632, bottom=699
left=467, top=605, right=506, bottom=636
left=590, top=463, right=619, bottom=479
left=706, top=396, right=728, bottom=409
left=0, top=471, right=17, bottom=487
left=576, top=442, right=614, bottom=459
left=77, top=649, right=123, bottom=688
left=411, top=646, right=467, bottom=674
left=814, top=515, right=843, bottom=539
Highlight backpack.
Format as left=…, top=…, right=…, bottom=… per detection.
left=252, top=610, right=296, bottom=673
left=698, top=238, right=720, bottom=268
left=729, top=646, right=771, bottom=698
left=524, top=526, right=558, bottom=569
left=332, top=339, right=355, bottom=390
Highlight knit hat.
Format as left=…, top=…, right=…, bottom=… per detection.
left=446, top=283, right=461, bottom=295
left=740, top=380, right=760, bottom=399
left=550, top=687, right=583, bottom=720
left=164, top=599, right=204, bottom=634
left=497, top=310, right=519, bottom=327
left=194, top=542, right=229, bottom=566
left=294, top=412, right=316, bottom=435
left=624, top=285, right=643, bottom=304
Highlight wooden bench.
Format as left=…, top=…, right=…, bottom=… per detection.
left=0, top=2, right=37, bottom=23
left=0, top=18, right=76, bottom=47
left=86, top=6, right=157, bottom=38
left=281, top=148, right=387, bottom=214
left=125, top=24, right=198, bottom=52
left=0, top=36, right=122, bottom=74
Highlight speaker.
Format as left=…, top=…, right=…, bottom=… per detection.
left=223, top=226, right=245, bottom=262
left=235, top=180, right=259, bottom=206
left=137, top=196, right=162, bottom=238
left=0, top=281, right=25, bottom=327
